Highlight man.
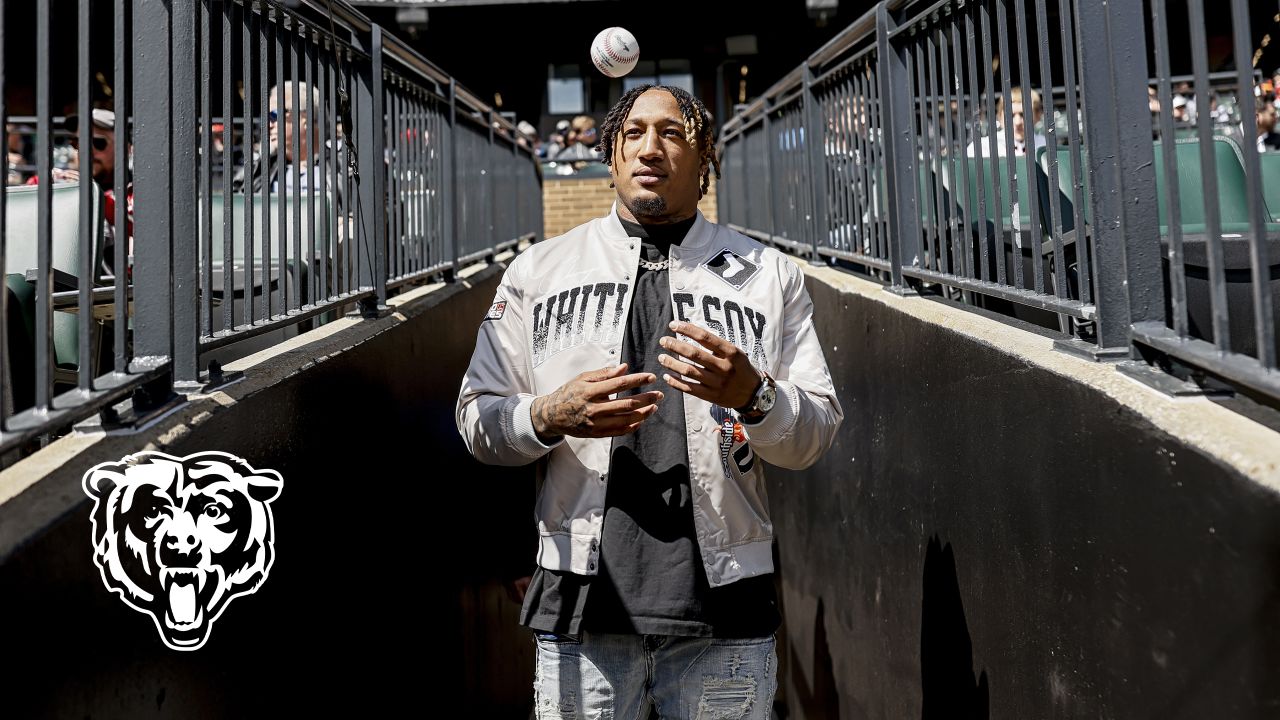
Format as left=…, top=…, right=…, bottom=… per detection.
left=554, top=114, right=601, bottom=161
left=62, top=108, right=121, bottom=187
left=457, top=85, right=843, bottom=718
left=965, top=86, right=1046, bottom=157
left=1257, top=93, right=1280, bottom=152
left=544, top=118, right=572, bottom=159
left=1171, top=93, right=1190, bottom=124
left=232, top=82, right=343, bottom=204
left=62, top=109, right=131, bottom=277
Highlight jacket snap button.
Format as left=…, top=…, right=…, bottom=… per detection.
left=691, top=422, right=702, bottom=432
left=588, top=562, right=596, bottom=571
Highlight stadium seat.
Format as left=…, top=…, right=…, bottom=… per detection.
left=1151, top=137, right=1280, bottom=360
left=2, top=182, right=106, bottom=392
left=1152, top=136, right=1280, bottom=236
left=198, top=193, right=335, bottom=368
left=1257, top=152, right=1280, bottom=223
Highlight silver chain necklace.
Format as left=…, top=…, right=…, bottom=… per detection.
left=637, top=257, right=670, bottom=271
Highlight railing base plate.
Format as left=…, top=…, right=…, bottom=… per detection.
left=77, top=394, right=188, bottom=437
left=1116, top=360, right=1235, bottom=398
left=1053, top=338, right=1129, bottom=363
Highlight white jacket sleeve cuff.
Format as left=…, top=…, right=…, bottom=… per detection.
left=506, top=394, right=564, bottom=459
left=743, top=379, right=799, bottom=446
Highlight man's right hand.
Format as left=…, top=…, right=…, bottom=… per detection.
left=530, top=363, right=662, bottom=442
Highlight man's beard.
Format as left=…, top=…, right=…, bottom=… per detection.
left=626, top=195, right=667, bottom=218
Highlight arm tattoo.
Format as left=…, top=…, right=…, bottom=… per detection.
left=533, top=385, right=587, bottom=441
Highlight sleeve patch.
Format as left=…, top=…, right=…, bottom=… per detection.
left=484, top=300, right=508, bottom=321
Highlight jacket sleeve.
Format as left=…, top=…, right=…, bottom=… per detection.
left=456, top=257, right=563, bottom=466
left=744, top=257, right=844, bottom=470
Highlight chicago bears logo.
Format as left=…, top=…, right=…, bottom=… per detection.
left=82, top=451, right=283, bottom=651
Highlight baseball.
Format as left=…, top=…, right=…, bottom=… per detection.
left=590, top=27, right=640, bottom=78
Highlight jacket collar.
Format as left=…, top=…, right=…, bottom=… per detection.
left=603, top=201, right=715, bottom=254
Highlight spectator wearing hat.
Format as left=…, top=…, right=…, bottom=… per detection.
left=1171, top=94, right=1191, bottom=125
left=1173, top=82, right=1196, bottom=124
left=516, top=120, right=541, bottom=156
left=26, top=109, right=118, bottom=186
left=68, top=108, right=121, bottom=188
left=545, top=118, right=572, bottom=159
left=57, top=109, right=133, bottom=277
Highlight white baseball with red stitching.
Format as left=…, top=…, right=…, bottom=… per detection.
left=590, top=27, right=640, bottom=78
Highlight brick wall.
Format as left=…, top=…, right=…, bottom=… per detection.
left=542, top=175, right=718, bottom=239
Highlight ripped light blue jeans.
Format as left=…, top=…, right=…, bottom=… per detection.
left=532, top=631, right=777, bottom=720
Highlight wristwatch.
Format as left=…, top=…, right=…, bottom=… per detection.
left=736, top=370, right=777, bottom=422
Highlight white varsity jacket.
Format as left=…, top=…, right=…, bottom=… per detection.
left=456, top=206, right=843, bottom=587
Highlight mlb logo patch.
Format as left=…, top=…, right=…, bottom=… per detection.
left=701, top=248, right=760, bottom=290
left=485, top=300, right=507, bottom=321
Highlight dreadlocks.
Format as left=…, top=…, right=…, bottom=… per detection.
left=594, top=84, right=721, bottom=197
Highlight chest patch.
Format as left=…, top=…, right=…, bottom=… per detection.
left=701, top=248, right=761, bottom=290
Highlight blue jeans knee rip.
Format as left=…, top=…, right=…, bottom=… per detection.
left=694, top=647, right=770, bottom=720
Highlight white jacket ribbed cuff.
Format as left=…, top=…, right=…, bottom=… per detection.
left=507, top=394, right=563, bottom=458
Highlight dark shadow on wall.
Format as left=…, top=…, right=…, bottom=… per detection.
left=921, top=536, right=989, bottom=720
left=784, top=595, right=842, bottom=720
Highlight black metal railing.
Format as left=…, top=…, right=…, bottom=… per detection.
left=0, top=0, right=542, bottom=459
left=719, top=0, right=1280, bottom=404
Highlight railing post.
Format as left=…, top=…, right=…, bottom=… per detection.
left=877, top=3, right=922, bottom=293
left=130, top=0, right=174, bottom=386
left=802, top=63, right=827, bottom=264
left=446, top=78, right=460, bottom=281
left=356, top=23, right=388, bottom=317
left=487, top=108, right=496, bottom=260
left=504, top=113, right=514, bottom=248
left=171, top=0, right=199, bottom=390
left=1073, top=0, right=1164, bottom=358
left=763, top=109, right=777, bottom=242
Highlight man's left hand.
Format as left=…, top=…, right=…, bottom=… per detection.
left=658, top=320, right=761, bottom=410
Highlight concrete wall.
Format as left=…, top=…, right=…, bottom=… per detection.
left=0, top=261, right=537, bottom=718
left=771, top=268, right=1280, bottom=720
left=2, top=249, right=1279, bottom=718
left=542, top=175, right=717, bottom=238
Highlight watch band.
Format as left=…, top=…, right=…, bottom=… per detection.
left=736, top=379, right=765, bottom=418
left=736, top=371, right=774, bottom=419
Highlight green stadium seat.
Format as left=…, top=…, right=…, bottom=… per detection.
left=1258, top=152, right=1280, bottom=223
left=957, top=155, right=1038, bottom=235
left=197, top=193, right=337, bottom=367
left=2, top=182, right=105, bottom=389
left=1152, top=136, right=1280, bottom=236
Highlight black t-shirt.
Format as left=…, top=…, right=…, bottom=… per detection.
left=519, top=213, right=779, bottom=638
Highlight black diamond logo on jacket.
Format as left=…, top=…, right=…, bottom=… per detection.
left=702, top=248, right=760, bottom=290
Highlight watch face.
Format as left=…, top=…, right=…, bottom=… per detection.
left=759, top=383, right=776, bottom=412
